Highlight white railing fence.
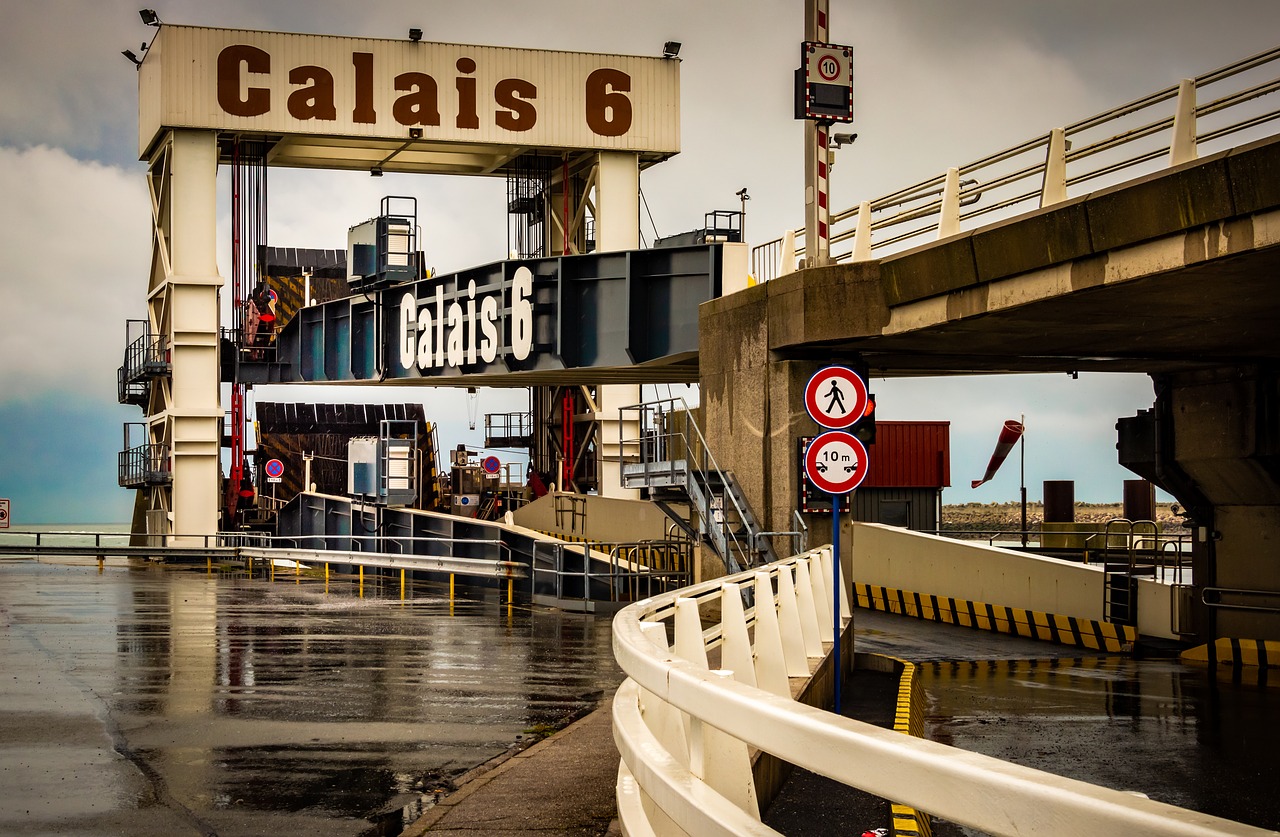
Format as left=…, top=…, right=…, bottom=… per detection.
left=753, top=45, right=1280, bottom=281
left=611, top=545, right=1273, bottom=836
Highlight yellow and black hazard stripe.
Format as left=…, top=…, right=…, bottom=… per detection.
left=1182, top=637, right=1280, bottom=669
left=855, top=583, right=1137, bottom=653
left=887, top=655, right=932, bottom=837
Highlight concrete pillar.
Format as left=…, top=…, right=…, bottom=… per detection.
left=593, top=151, right=641, bottom=499
left=1154, top=367, right=1280, bottom=643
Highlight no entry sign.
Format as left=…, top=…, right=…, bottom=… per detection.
left=804, top=366, right=868, bottom=429
left=804, top=431, right=869, bottom=495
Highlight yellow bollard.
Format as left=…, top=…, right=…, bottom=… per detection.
left=270, top=560, right=275, bottom=583
left=206, top=555, right=212, bottom=575
left=296, top=560, right=300, bottom=584
left=359, top=565, right=364, bottom=598
left=98, top=557, right=104, bottom=575
left=324, top=562, right=329, bottom=594
left=450, top=573, right=455, bottom=600
left=400, top=568, right=406, bottom=601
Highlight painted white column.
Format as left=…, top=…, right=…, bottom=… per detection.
left=803, top=0, right=832, bottom=267
left=156, top=130, right=223, bottom=543
left=594, top=151, right=642, bottom=499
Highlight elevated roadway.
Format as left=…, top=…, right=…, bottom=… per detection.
left=699, top=136, right=1280, bottom=646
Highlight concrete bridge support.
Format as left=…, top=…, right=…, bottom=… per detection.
left=698, top=263, right=886, bottom=571
left=1151, top=366, right=1280, bottom=643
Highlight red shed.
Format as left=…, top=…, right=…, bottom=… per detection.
left=850, top=420, right=950, bottom=530
left=861, top=421, right=951, bottom=489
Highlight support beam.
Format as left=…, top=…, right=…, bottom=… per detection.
left=140, top=130, right=223, bottom=544
left=593, top=151, right=642, bottom=499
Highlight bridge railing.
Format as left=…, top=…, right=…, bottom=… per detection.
left=612, top=543, right=1271, bottom=836
left=753, top=45, right=1280, bottom=281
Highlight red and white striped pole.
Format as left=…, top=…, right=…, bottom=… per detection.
left=804, top=0, right=831, bottom=267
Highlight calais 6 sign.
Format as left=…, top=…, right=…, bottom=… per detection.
left=804, top=431, right=868, bottom=495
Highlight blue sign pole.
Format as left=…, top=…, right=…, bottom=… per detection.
left=832, top=497, right=841, bottom=715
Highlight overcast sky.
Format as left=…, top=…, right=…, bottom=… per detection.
left=1, top=0, right=1277, bottom=523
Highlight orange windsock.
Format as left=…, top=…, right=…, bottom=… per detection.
left=971, top=420, right=1025, bottom=488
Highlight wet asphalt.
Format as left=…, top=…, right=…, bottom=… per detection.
left=0, top=555, right=622, bottom=836
left=766, top=609, right=1280, bottom=836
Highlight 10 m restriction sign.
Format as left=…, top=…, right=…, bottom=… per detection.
left=804, top=431, right=869, bottom=495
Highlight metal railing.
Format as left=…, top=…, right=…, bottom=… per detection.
left=484, top=411, right=533, bottom=444
left=119, top=321, right=169, bottom=383
left=117, top=443, right=171, bottom=488
left=753, top=45, right=1280, bottom=280
left=531, top=538, right=693, bottom=605
left=619, top=397, right=771, bottom=573
left=612, top=546, right=1271, bottom=837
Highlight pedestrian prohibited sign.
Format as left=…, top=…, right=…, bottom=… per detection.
left=804, top=431, right=868, bottom=495
left=804, top=366, right=868, bottom=429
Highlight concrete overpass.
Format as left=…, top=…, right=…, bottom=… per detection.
left=700, top=134, right=1280, bottom=646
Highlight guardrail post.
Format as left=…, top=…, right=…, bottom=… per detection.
left=794, top=560, right=825, bottom=658
left=674, top=597, right=710, bottom=669
left=851, top=200, right=873, bottom=261
left=938, top=167, right=961, bottom=238
left=690, top=670, right=761, bottom=820
left=752, top=572, right=792, bottom=697
left=776, top=565, right=813, bottom=676
left=638, top=621, right=691, bottom=768
left=720, top=583, right=757, bottom=688
left=820, top=547, right=851, bottom=624
left=810, top=553, right=834, bottom=643
left=1041, top=128, right=1068, bottom=207
left=778, top=228, right=797, bottom=277
left=1170, top=78, right=1198, bottom=166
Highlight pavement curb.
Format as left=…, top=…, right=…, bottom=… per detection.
left=400, top=698, right=614, bottom=836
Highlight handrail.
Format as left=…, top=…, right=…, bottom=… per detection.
left=753, top=45, right=1280, bottom=280
left=612, top=548, right=1270, bottom=837
left=619, top=397, right=767, bottom=572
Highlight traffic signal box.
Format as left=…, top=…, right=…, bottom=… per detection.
left=852, top=393, right=876, bottom=445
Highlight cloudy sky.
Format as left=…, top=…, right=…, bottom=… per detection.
left=1, top=0, right=1277, bottom=523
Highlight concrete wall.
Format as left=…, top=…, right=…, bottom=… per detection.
left=852, top=522, right=1178, bottom=640
left=852, top=523, right=1105, bottom=621
left=699, top=262, right=885, bottom=563
left=512, top=492, right=678, bottom=543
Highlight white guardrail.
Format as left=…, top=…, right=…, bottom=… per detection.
left=753, top=45, right=1280, bottom=280
left=611, top=547, right=1274, bottom=836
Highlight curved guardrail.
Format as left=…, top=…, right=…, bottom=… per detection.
left=753, top=45, right=1280, bottom=280
left=611, top=547, right=1274, bottom=836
